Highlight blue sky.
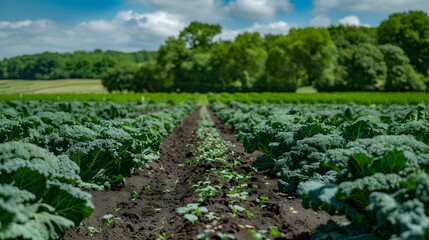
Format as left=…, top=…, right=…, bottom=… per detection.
left=0, top=0, right=428, bottom=59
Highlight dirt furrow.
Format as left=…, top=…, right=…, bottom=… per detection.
left=64, top=107, right=344, bottom=240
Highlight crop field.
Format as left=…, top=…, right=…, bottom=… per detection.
left=0, top=79, right=107, bottom=94
left=0, top=97, right=428, bottom=239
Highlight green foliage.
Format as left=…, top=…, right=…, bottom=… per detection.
left=101, top=64, right=138, bottom=92
left=339, top=43, right=387, bottom=91
left=0, top=100, right=194, bottom=187
left=0, top=142, right=94, bottom=239
left=378, top=44, right=426, bottom=91
left=213, top=101, right=429, bottom=239
left=328, top=25, right=377, bottom=49
left=378, top=10, right=429, bottom=76
left=178, top=21, right=221, bottom=50
left=0, top=50, right=155, bottom=80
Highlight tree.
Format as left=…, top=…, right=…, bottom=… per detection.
left=266, top=28, right=337, bottom=90
left=328, top=25, right=377, bottom=49
left=264, top=46, right=301, bottom=92
left=101, top=65, right=138, bottom=92
left=156, top=37, right=188, bottom=90
left=225, top=32, right=267, bottom=90
left=178, top=21, right=222, bottom=50
left=378, top=10, right=429, bottom=76
left=133, top=61, right=172, bottom=92
left=378, top=44, right=426, bottom=91
left=340, top=43, right=386, bottom=91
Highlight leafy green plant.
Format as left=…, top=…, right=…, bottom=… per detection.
left=102, top=214, right=120, bottom=228
left=87, top=226, right=100, bottom=236
left=155, top=231, right=168, bottom=240
left=175, top=203, right=209, bottom=224
left=257, top=195, right=269, bottom=208
left=130, top=190, right=139, bottom=201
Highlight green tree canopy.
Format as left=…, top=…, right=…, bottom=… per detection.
left=378, top=44, right=426, bottom=91
left=178, top=21, right=222, bottom=50
left=378, top=10, right=429, bottom=76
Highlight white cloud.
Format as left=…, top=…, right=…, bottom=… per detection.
left=0, top=11, right=186, bottom=59
left=68, top=10, right=186, bottom=50
left=219, top=21, right=291, bottom=40
left=0, top=20, right=33, bottom=29
left=226, top=0, right=293, bottom=19
left=337, top=15, right=368, bottom=27
left=310, top=15, right=331, bottom=27
left=314, top=0, right=429, bottom=14
left=137, top=0, right=293, bottom=21
left=134, top=0, right=225, bottom=21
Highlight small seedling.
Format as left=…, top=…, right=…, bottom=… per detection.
left=229, top=204, right=246, bottom=215
left=257, top=195, right=269, bottom=208
left=247, top=229, right=264, bottom=240
left=102, top=214, right=120, bottom=228
left=216, top=232, right=236, bottom=240
left=87, top=226, right=99, bottom=236
left=176, top=203, right=209, bottom=224
left=197, top=230, right=212, bottom=240
left=205, top=211, right=219, bottom=222
left=245, top=209, right=254, bottom=219
left=130, top=191, right=139, bottom=201
left=268, top=226, right=284, bottom=238
left=174, top=179, right=180, bottom=188
left=248, top=226, right=284, bottom=240
left=184, top=214, right=198, bottom=224
left=155, top=231, right=168, bottom=240
left=145, top=185, right=152, bottom=193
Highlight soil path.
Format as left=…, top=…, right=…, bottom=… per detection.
left=64, top=107, right=344, bottom=240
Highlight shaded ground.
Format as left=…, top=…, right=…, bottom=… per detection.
left=64, top=108, right=344, bottom=240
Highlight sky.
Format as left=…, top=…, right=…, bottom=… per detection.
left=0, top=0, right=428, bottom=59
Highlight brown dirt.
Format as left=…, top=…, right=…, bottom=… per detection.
left=64, top=107, right=345, bottom=240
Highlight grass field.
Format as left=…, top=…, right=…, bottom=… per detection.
left=0, top=79, right=428, bottom=104
left=0, top=79, right=107, bottom=94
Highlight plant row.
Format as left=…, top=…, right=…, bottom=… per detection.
left=175, top=106, right=283, bottom=240
left=0, top=100, right=193, bottom=186
left=0, top=100, right=194, bottom=239
left=212, top=101, right=429, bottom=239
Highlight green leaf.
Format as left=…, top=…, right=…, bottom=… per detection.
left=184, top=214, right=198, bottom=224
left=348, top=153, right=373, bottom=180
left=229, top=205, right=246, bottom=212
left=0, top=161, right=48, bottom=199
left=0, top=201, right=74, bottom=240
left=43, top=180, right=94, bottom=225
left=297, top=181, right=342, bottom=214
left=370, top=149, right=406, bottom=174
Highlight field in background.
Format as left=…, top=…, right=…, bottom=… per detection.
left=0, top=79, right=428, bottom=104
left=0, top=79, right=107, bottom=94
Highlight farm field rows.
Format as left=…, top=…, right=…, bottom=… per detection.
left=0, top=79, right=107, bottom=94
left=0, top=97, right=428, bottom=239
left=63, top=105, right=343, bottom=239
left=212, top=101, right=429, bottom=239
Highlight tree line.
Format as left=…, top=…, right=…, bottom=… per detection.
left=1, top=11, right=428, bottom=92
left=103, top=10, right=429, bottom=92
left=0, top=50, right=155, bottom=80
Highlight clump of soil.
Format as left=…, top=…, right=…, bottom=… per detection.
left=64, top=108, right=344, bottom=240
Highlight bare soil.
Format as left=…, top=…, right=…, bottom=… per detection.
left=64, top=108, right=344, bottom=240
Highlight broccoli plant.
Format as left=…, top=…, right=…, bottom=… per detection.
left=0, top=142, right=94, bottom=238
